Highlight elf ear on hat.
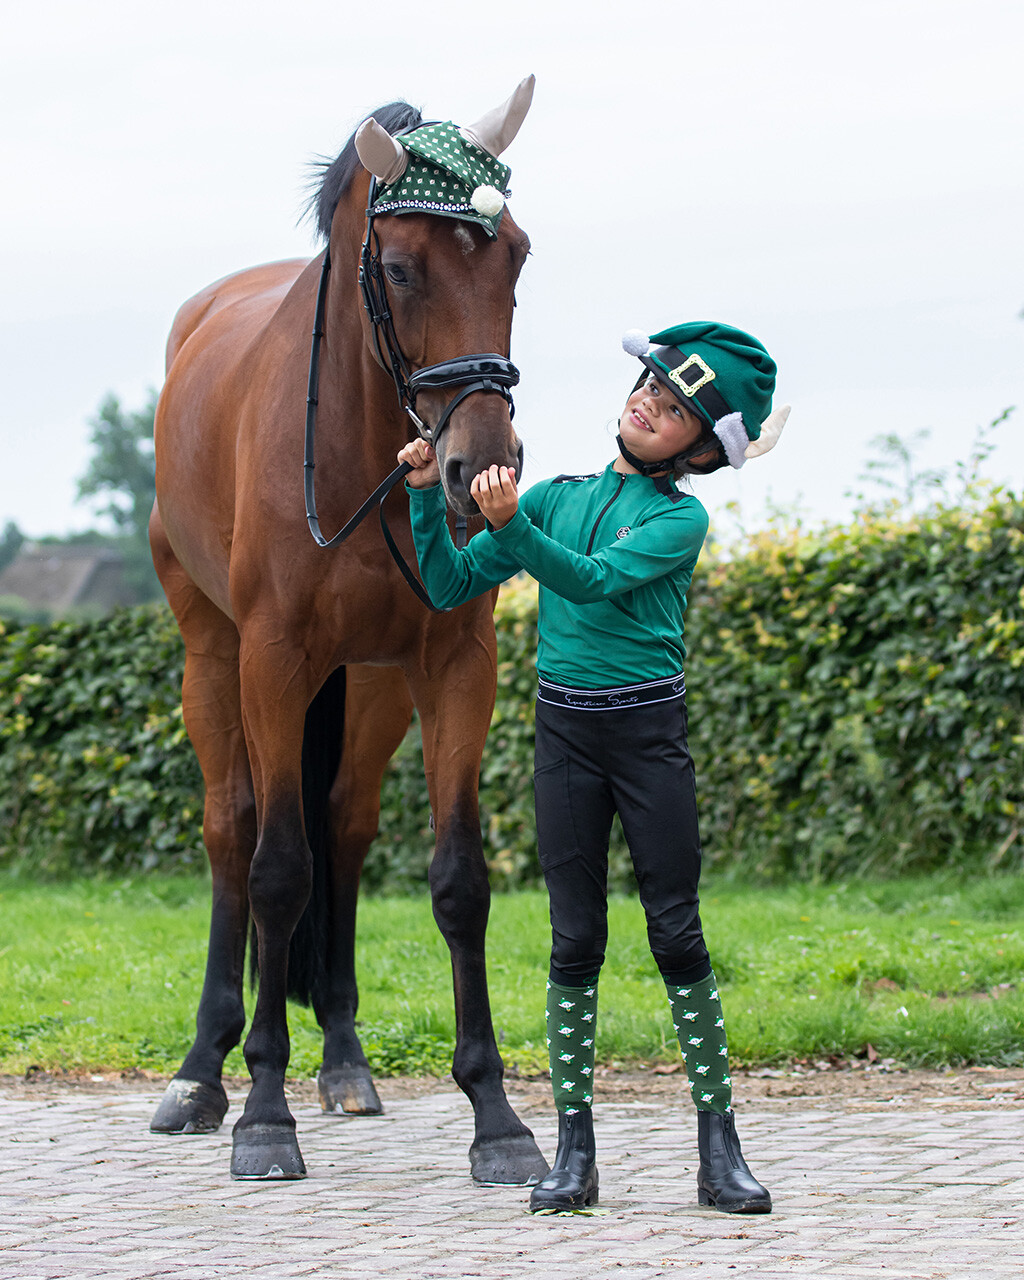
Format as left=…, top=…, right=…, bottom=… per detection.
left=623, top=322, right=789, bottom=469
left=354, top=76, right=535, bottom=238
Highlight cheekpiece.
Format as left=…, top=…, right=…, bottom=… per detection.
left=371, top=121, right=512, bottom=238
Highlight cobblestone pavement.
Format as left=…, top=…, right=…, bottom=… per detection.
left=2, top=1080, right=1022, bottom=1279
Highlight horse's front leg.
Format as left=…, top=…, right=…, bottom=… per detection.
left=149, top=530, right=254, bottom=1137
left=229, top=637, right=316, bottom=1180
left=409, top=653, right=548, bottom=1186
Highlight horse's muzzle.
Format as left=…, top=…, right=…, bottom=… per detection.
left=443, top=435, right=523, bottom=517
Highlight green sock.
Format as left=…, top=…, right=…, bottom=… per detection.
left=664, top=971, right=732, bottom=1114
left=545, top=978, right=598, bottom=1114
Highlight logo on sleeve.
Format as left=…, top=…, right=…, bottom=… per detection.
left=616, top=526, right=631, bottom=539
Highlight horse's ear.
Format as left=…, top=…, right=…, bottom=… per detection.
left=355, top=118, right=409, bottom=184
left=744, top=405, right=791, bottom=460
left=460, top=74, right=535, bottom=159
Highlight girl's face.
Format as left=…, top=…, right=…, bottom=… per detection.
left=618, top=376, right=719, bottom=471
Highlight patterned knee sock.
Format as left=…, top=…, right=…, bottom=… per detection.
left=545, top=978, right=598, bottom=1114
left=664, top=972, right=732, bottom=1114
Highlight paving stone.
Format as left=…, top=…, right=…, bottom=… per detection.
left=1, top=1086, right=1023, bottom=1278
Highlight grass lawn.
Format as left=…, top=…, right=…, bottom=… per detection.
left=1, top=873, right=1022, bottom=1078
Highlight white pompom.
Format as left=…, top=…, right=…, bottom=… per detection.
left=621, top=329, right=651, bottom=357
left=470, top=185, right=505, bottom=216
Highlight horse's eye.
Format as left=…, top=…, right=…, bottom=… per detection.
left=384, top=264, right=410, bottom=286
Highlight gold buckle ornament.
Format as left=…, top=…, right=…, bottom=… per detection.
left=668, top=353, right=716, bottom=397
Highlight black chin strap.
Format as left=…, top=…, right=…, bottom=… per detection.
left=615, top=433, right=723, bottom=478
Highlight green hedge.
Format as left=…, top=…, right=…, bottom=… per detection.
left=0, top=606, right=204, bottom=873
left=2, top=491, right=1022, bottom=883
left=685, top=494, right=1023, bottom=879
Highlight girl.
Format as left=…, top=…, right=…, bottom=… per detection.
left=399, top=321, right=788, bottom=1214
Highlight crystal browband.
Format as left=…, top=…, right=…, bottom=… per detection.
left=373, top=197, right=508, bottom=217
left=537, top=673, right=686, bottom=711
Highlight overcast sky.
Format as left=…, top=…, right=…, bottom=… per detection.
left=2, top=0, right=1021, bottom=542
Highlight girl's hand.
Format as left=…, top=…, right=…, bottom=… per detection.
left=471, top=465, right=519, bottom=529
left=398, top=439, right=441, bottom=488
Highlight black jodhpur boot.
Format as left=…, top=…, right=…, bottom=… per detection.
left=529, top=1109, right=598, bottom=1212
left=696, top=1110, right=772, bottom=1213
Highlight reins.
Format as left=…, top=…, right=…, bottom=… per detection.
left=302, top=174, right=521, bottom=612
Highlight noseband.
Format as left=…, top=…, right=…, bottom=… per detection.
left=303, top=176, right=521, bottom=610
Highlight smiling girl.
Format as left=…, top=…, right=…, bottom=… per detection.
left=399, top=322, right=788, bottom=1215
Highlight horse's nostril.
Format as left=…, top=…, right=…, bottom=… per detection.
left=445, top=458, right=470, bottom=499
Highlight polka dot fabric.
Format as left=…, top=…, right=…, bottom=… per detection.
left=371, top=121, right=512, bottom=238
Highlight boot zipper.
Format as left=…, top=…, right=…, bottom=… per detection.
left=585, top=477, right=625, bottom=555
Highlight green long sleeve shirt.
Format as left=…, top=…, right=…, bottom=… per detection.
left=407, top=463, right=709, bottom=688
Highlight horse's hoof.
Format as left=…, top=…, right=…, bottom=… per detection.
left=318, top=1065, right=383, bottom=1116
left=230, top=1124, right=307, bottom=1180
left=150, top=1078, right=229, bottom=1134
left=470, top=1132, right=550, bottom=1186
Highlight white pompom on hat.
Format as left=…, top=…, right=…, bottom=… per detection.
left=622, top=329, right=651, bottom=358
left=470, top=185, right=506, bottom=217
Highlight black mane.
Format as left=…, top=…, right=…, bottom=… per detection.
left=306, top=101, right=424, bottom=241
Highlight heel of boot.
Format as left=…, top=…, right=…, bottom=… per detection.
left=697, top=1187, right=714, bottom=1207
left=529, top=1163, right=599, bottom=1212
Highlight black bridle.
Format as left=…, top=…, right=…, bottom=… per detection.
left=357, top=177, right=521, bottom=442
left=303, top=175, right=521, bottom=611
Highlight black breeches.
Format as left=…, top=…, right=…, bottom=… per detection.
left=533, top=695, right=711, bottom=986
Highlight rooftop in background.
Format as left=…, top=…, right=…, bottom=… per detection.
left=0, top=544, right=138, bottom=614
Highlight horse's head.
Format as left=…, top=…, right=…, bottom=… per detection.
left=353, top=79, right=534, bottom=516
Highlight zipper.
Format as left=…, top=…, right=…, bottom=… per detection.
left=585, top=476, right=626, bottom=555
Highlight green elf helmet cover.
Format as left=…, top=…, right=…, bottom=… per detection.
left=354, top=76, right=534, bottom=240
left=622, top=322, right=790, bottom=469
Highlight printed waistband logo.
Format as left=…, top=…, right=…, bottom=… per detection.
left=564, top=692, right=640, bottom=707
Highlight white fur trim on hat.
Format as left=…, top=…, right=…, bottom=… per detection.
left=713, top=412, right=749, bottom=469
left=470, top=185, right=505, bottom=216
left=622, top=329, right=651, bottom=357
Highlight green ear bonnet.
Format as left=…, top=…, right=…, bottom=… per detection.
left=371, top=121, right=512, bottom=239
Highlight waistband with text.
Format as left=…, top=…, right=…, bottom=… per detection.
left=537, top=673, right=686, bottom=712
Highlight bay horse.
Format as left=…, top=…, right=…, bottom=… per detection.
left=147, top=79, right=547, bottom=1184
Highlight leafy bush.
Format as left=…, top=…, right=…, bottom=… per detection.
left=2, top=490, right=1021, bottom=882
left=686, top=492, right=1024, bottom=878
left=0, top=606, right=203, bottom=873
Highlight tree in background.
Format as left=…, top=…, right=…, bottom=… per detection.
left=76, top=391, right=161, bottom=601
left=850, top=408, right=1015, bottom=514
left=0, top=521, right=24, bottom=575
